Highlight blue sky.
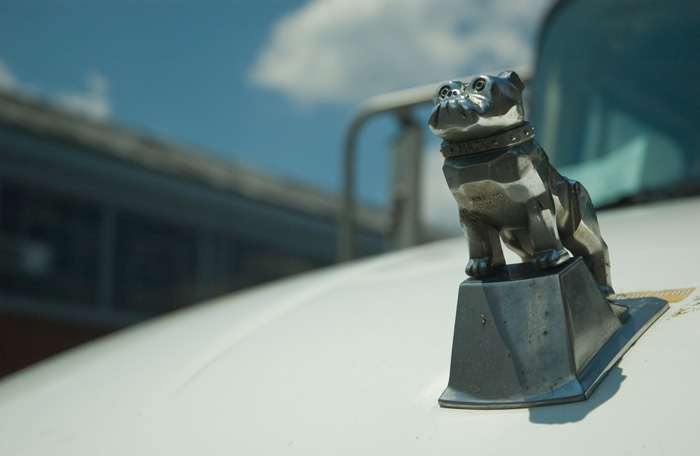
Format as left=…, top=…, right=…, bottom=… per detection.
left=0, top=0, right=553, bottom=221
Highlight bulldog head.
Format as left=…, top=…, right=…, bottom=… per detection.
left=428, top=71, right=526, bottom=143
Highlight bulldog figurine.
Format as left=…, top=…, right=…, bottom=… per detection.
left=428, top=71, right=614, bottom=300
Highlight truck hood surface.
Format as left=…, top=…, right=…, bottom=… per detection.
left=1, top=197, right=699, bottom=455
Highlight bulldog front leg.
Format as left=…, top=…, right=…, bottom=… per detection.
left=460, top=210, right=505, bottom=276
left=525, top=197, right=570, bottom=269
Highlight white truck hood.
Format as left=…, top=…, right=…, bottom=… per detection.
left=1, top=197, right=699, bottom=455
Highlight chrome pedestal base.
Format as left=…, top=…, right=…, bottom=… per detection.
left=439, top=258, right=668, bottom=409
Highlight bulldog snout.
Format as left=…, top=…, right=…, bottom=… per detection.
left=437, top=83, right=469, bottom=103
left=448, top=90, right=469, bottom=100
left=440, top=87, right=467, bottom=99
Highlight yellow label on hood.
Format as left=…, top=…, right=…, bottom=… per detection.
left=617, top=288, right=696, bottom=303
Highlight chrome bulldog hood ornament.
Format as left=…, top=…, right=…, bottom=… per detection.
left=430, top=71, right=614, bottom=300
left=429, top=71, right=668, bottom=409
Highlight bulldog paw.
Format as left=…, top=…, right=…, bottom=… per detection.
left=466, top=258, right=505, bottom=277
left=532, top=249, right=570, bottom=269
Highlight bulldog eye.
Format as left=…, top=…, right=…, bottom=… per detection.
left=473, top=78, right=486, bottom=91
left=438, top=85, right=451, bottom=99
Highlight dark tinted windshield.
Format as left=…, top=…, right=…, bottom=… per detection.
left=531, top=0, right=700, bottom=207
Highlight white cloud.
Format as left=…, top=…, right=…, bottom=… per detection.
left=0, top=57, right=42, bottom=98
left=249, top=0, right=555, bottom=105
left=54, top=71, right=112, bottom=121
left=0, top=57, right=111, bottom=121
left=0, top=58, right=17, bottom=91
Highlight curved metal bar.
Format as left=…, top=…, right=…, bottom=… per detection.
left=337, top=83, right=438, bottom=262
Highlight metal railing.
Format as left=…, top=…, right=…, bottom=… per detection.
left=337, top=82, right=437, bottom=261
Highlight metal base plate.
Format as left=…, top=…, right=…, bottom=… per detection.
left=439, top=260, right=669, bottom=409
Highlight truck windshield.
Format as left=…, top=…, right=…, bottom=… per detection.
left=531, top=0, right=700, bottom=208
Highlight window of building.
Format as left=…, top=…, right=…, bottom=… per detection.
left=0, top=182, right=100, bottom=305
left=207, top=233, right=321, bottom=297
left=114, top=212, right=197, bottom=314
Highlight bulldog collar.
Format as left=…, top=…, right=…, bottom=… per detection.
left=440, top=122, right=535, bottom=158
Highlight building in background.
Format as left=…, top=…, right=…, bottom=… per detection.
left=0, top=90, right=385, bottom=377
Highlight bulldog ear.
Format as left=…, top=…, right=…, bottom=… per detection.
left=499, top=70, right=524, bottom=92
